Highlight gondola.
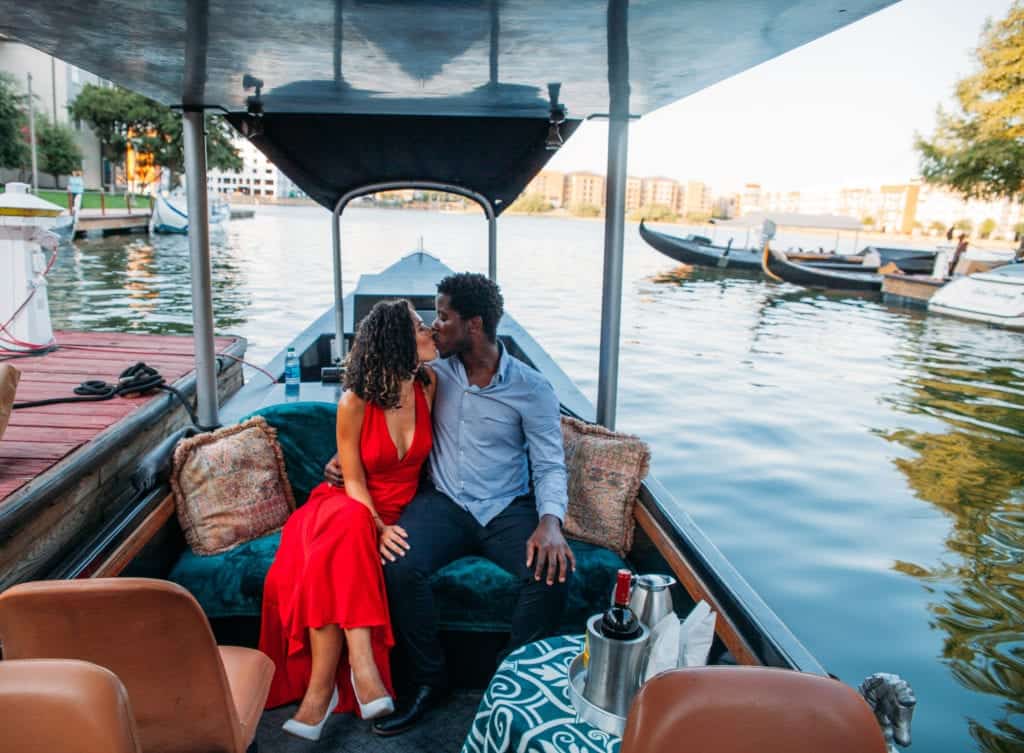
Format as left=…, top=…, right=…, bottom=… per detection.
left=639, top=220, right=766, bottom=271
left=761, top=245, right=884, bottom=292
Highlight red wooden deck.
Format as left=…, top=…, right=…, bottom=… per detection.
left=1, top=331, right=237, bottom=503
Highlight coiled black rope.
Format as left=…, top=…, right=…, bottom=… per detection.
left=12, top=361, right=213, bottom=431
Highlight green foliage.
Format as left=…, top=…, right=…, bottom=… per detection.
left=0, top=73, right=28, bottom=170
left=70, top=84, right=241, bottom=175
left=978, top=217, right=998, bottom=238
left=862, top=215, right=876, bottom=227
left=954, top=218, right=974, bottom=233
left=1014, top=221, right=1024, bottom=235
left=916, top=2, right=1024, bottom=202
left=685, top=210, right=711, bottom=224
left=570, top=203, right=601, bottom=218
left=36, top=117, right=82, bottom=184
left=929, top=220, right=948, bottom=235
left=508, top=193, right=552, bottom=214
left=629, top=204, right=678, bottom=222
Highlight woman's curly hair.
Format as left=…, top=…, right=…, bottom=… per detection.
left=343, top=299, right=429, bottom=409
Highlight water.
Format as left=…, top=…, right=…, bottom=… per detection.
left=48, top=206, right=1024, bottom=752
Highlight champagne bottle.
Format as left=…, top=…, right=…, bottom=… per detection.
left=601, top=569, right=642, bottom=640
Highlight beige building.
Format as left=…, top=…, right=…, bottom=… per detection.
left=0, top=39, right=105, bottom=189
left=639, top=177, right=678, bottom=211
left=564, top=172, right=605, bottom=210
left=625, top=176, right=642, bottom=212
left=683, top=180, right=712, bottom=217
left=524, top=170, right=566, bottom=208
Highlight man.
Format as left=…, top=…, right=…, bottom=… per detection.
left=949, top=233, right=968, bottom=277
left=372, top=272, right=575, bottom=736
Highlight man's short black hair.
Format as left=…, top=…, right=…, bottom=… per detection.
left=437, top=272, right=504, bottom=342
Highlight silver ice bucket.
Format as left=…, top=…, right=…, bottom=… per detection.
left=610, top=573, right=677, bottom=630
left=582, top=613, right=650, bottom=718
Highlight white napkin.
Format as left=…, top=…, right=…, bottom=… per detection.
left=642, top=611, right=681, bottom=682
left=677, top=600, right=716, bottom=668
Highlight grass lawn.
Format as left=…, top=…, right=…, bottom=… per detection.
left=33, top=189, right=152, bottom=210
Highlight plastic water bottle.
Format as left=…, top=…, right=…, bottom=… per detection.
left=284, top=347, right=300, bottom=396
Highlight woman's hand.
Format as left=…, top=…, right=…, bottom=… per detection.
left=379, top=524, right=410, bottom=563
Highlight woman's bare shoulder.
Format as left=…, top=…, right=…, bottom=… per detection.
left=337, top=389, right=366, bottom=417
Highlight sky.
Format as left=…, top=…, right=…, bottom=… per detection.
left=547, top=0, right=1018, bottom=195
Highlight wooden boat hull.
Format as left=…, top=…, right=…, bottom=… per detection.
left=0, top=333, right=246, bottom=589
left=762, top=246, right=882, bottom=292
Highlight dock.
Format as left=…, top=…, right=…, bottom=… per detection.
left=0, top=331, right=247, bottom=587
left=74, top=207, right=255, bottom=237
left=882, top=274, right=945, bottom=307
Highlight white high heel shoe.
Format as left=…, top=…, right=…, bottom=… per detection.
left=282, top=686, right=338, bottom=741
left=351, top=668, right=395, bottom=720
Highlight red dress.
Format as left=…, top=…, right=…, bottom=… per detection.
left=259, top=382, right=432, bottom=714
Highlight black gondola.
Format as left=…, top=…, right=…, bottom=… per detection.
left=640, top=220, right=766, bottom=271
left=761, top=245, right=883, bottom=292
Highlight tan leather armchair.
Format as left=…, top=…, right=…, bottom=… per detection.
left=0, top=578, right=274, bottom=753
left=621, top=666, right=887, bottom=753
left=0, top=658, right=142, bottom=753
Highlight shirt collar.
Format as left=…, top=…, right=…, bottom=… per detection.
left=452, top=341, right=510, bottom=387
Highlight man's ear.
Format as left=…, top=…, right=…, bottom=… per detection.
left=468, top=315, right=484, bottom=335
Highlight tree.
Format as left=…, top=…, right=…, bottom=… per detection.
left=508, top=193, right=552, bottom=214
left=978, top=217, right=998, bottom=239
left=570, top=203, right=601, bottom=218
left=916, top=3, right=1024, bottom=205
left=954, top=218, right=974, bottom=234
left=862, top=215, right=876, bottom=228
left=928, top=220, right=947, bottom=236
left=36, top=117, right=82, bottom=186
left=1015, top=221, right=1024, bottom=240
left=629, top=204, right=678, bottom=222
left=70, top=84, right=241, bottom=185
left=0, top=73, right=28, bottom=170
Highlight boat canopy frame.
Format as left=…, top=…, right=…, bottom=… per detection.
left=330, top=181, right=498, bottom=364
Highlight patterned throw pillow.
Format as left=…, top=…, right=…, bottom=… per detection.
left=560, top=416, right=650, bottom=557
left=171, top=416, right=295, bottom=556
left=0, top=364, right=19, bottom=442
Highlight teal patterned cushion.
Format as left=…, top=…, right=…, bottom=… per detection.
left=170, top=402, right=631, bottom=630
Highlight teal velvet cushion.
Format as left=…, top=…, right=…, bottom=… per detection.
left=170, top=534, right=627, bottom=629
left=434, top=540, right=629, bottom=633
left=241, top=401, right=338, bottom=507
left=169, top=531, right=282, bottom=619
left=170, top=402, right=631, bottom=631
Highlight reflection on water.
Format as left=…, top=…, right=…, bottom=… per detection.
left=47, top=208, right=1024, bottom=752
left=882, top=350, right=1024, bottom=753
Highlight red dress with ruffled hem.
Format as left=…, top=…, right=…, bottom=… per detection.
left=259, top=382, right=432, bottom=715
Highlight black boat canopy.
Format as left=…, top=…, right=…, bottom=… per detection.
left=225, top=112, right=580, bottom=214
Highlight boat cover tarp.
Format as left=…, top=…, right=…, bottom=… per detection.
left=226, top=112, right=580, bottom=214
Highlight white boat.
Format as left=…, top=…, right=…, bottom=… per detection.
left=928, top=263, right=1024, bottom=329
left=149, top=189, right=230, bottom=235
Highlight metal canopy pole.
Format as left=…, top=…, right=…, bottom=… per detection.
left=182, top=108, right=219, bottom=428
left=596, top=0, right=630, bottom=429
left=332, top=180, right=496, bottom=360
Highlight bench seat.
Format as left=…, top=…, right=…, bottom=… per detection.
left=167, top=402, right=627, bottom=634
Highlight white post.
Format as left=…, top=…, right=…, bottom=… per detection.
left=182, top=108, right=219, bottom=428
left=27, top=74, right=38, bottom=194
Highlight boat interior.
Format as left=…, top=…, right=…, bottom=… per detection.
left=0, top=2, right=911, bottom=752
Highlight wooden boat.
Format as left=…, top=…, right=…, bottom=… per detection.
left=3, top=2, right=914, bottom=751
left=762, top=245, right=883, bottom=292
left=928, top=263, right=1024, bottom=329
left=882, top=274, right=945, bottom=308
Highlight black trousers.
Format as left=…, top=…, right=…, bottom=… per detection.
left=383, top=484, right=570, bottom=688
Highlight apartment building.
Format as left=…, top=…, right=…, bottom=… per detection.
left=683, top=180, right=712, bottom=217
left=0, top=39, right=104, bottom=189
left=564, top=172, right=605, bottom=209
left=524, top=170, right=566, bottom=208
left=207, top=137, right=300, bottom=198
left=639, top=177, right=679, bottom=212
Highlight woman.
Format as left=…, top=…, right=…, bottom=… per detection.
left=259, top=299, right=438, bottom=741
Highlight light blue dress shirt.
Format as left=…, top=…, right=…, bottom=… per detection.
left=428, top=344, right=568, bottom=526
